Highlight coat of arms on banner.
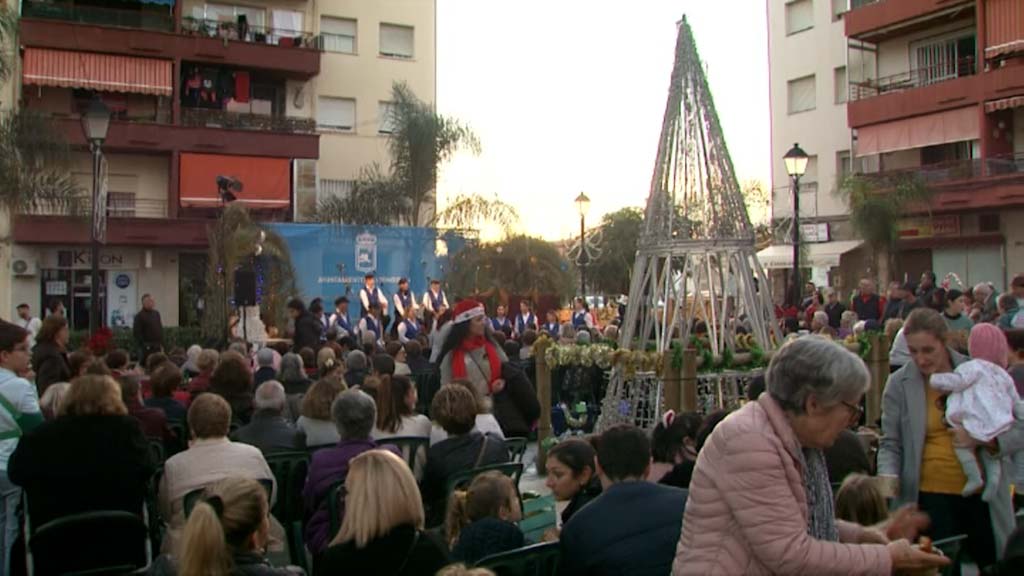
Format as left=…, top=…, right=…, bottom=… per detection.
left=355, top=232, right=377, bottom=273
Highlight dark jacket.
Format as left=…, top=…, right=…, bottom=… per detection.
left=254, top=366, right=278, bottom=388
left=559, top=481, right=688, bottom=576
left=148, top=552, right=303, bottom=576
left=823, top=302, right=845, bottom=329
left=851, top=294, right=883, bottom=322
left=407, top=357, right=432, bottom=374
left=659, top=460, right=696, bottom=490
left=317, top=524, right=448, bottom=576
left=31, top=340, right=70, bottom=397
left=133, top=308, right=164, bottom=348
left=293, top=312, right=322, bottom=353
left=344, top=369, right=366, bottom=389
left=562, top=477, right=603, bottom=525
left=492, top=363, right=541, bottom=438
left=127, top=399, right=175, bottom=444
left=421, top=431, right=509, bottom=525
left=824, top=428, right=871, bottom=483
left=145, top=396, right=188, bottom=423
left=881, top=298, right=903, bottom=322
left=232, top=409, right=305, bottom=454
left=450, top=517, right=524, bottom=564
left=8, top=414, right=154, bottom=528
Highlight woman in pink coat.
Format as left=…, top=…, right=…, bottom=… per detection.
left=674, top=337, right=948, bottom=575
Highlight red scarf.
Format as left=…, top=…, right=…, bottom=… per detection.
left=451, top=335, right=503, bottom=394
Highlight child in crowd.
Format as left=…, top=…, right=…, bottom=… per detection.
left=649, top=410, right=702, bottom=487
left=446, top=471, right=524, bottom=564
left=834, top=473, right=888, bottom=527
left=930, top=323, right=1024, bottom=501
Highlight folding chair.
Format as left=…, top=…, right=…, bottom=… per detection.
left=27, top=510, right=150, bottom=576
left=382, top=436, right=430, bottom=472
left=505, top=437, right=529, bottom=463
left=475, top=541, right=561, bottom=576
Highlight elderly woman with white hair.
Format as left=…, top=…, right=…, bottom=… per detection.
left=675, top=337, right=948, bottom=575
left=232, top=381, right=305, bottom=454
left=811, top=311, right=835, bottom=338
left=838, top=310, right=858, bottom=339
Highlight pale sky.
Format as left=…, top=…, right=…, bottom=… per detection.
left=435, top=0, right=772, bottom=241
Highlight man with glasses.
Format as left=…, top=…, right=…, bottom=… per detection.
left=0, top=321, right=44, bottom=573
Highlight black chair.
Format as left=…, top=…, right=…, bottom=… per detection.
left=167, top=421, right=187, bottom=455
left=475, top=541, right=561, bottom=576
left=933, top=534, right=968, bottom=576
left=505, top=437, right=528, bottom=463
left=148, top=439, right=165, bottom=466
left=183, top=478, right=274, bottom=518
left=327, top=481, right=346, bottom=541
left=445, top=463, right=525, bottom=517
left=383, top=436, right=431, bottom=472
left=264, top=450, right=309, bottom=525
left=28, top=510, right=150, bottom=575
left=412, top=370, right=440, bottom=415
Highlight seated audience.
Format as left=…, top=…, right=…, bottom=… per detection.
left=210, top=351, right=255, bottom=425
left=422, top=384, right=509, bottom=525
left=159, top=393, right=275, bottom=554
left=373, top=353, right=396, bottom=378
left=545, top=438, right=601, bottom=528
left=519, top=330, right=538, bottom=360
left=38, top=381, right=69, bottom=420
left=9, top=375, right=153, bottom=529
left=145, top=363, right=188, bottom=423
left=181, top=344, right=202, bottom=378
left=303, top=390, right=399, bottom=556
left=649, top=410, right=702, bottom=488
left=253, top=348, right=278, bottom=388
left=119, top=373, right=175, bottom=445
left=299, top=348, right=317, bottom=378
left=105, top=349, right=130, bottom=378
left=317, top=347, right=337, bottom=374
left=318, top=450, right=448, bottom=575
left=835, top=473, right=889, bottom=527
left=232, top=381, right=305, bottom=453
left=405, top=341, right=432, bottom=374
left=559, top=425, right=687, bottom=576
left=279, top=352, right=310, bottom=396
left=372, top=375, right=431, bottom=440
left=345, top=350, right=369, bottom=388
left=387, top=341, right=413, bottom=377
left=430, top=379, right=505, bottom=445
left=188, top=349, right=219, bottom=398
left=68, top=349, right=95, bottom=379
left=447, top=471, right=524, bottom=564
left=674, top=337, right=945, bottom=575
left=319, top=357, right=345, bottom=384
left=297, top=379, right=345, bottom=448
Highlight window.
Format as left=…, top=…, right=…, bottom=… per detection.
left=318, top=179, right=355, bottom=203
left=320, top=17, right=356, bottom=53
left=831, top=0, right=847, bottom=21
left=379, top=23, right=414, bottom=59
left=199, top=3, right=266, bottom=29
left=786, top=0, right=814, bottom=35
left=834, top=66, right=848, bottom=104
left=912, top=32, right=976, bottom=86
left=107, top=192, right=136, bottom=218
left=378, top=101, right=397, bottom=134
left=787, top=75, right=816, bottom=114
left=317, top=97, right=355, bottom=131
left=836, top=150, right=852, bottom=187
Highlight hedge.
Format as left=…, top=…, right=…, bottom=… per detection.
left=68, top=327, right=205, bottom=358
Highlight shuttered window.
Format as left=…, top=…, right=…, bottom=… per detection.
left=317, top=97, right=355, bottom=131
left=834, top=66, right=847, bottom=104
left=380, top=23, right=414, bottom=58
left=321, top=17, right=356, bottom=53
left=378, top=101, right=397, bottom=134
left=786, top=0, right=814, bottom=35
left=787, top=75, right=816, bottom=114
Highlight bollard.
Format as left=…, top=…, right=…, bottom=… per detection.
left=535, top=341, right=553, bottom=475
left=681, top=348, right=698, bottom=412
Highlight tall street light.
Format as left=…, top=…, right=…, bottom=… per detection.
left=81, top=97, right=111, bottom=335
left=575, top=192, right=591, bottom=297
left=784, top=142, right=809, bottom=309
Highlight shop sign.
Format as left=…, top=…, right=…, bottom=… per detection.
left=48, top=249, right=139, bottom=270
left=800, top=222, right=830, bottom=243
left=898, top=215, right=960, bottom=239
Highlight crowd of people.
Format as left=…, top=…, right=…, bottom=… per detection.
left=3, top=267, right=1024, bottom=574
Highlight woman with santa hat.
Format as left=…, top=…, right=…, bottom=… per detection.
left=438, top=300, right=540, bottom=438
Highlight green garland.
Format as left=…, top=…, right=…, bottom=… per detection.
left=856, top=333, right=872, bottom=359
left=671, top=342, right=684, bottom=372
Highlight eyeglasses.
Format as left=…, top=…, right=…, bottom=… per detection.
left=840, top=400, right=864, bottom=422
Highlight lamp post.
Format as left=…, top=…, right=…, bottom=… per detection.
left=783, top=143, right=809, bottom=310
left=575, top=192, right=591, bottom=297
left=81, top=97, right=111, bottom=335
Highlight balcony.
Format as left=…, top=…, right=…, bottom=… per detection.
left=21, top=0, right=174, bottom=32
left=180, top=17, right=318, bottom=50
left=181, top=108, right=316, bottom=134
left=24, top=198, right=169, bottom=219
left=850, top=57, right=977, bottom=101
left=846, top=0, right=975, bottom=42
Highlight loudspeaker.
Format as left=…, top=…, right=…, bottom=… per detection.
left=233, top=270, right=257, bottom=306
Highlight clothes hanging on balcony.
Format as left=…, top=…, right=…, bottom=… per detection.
left=234, top=72, right=250, bottom=103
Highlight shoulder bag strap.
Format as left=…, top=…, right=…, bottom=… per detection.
left=473, top=434, right=490, bottom=468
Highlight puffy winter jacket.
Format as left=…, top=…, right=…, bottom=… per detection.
left=673, top=394, right=891, bottom=575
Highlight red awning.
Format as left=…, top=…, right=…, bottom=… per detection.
left=855, top=107, right=979, bottom=157
left=22, top=48, right=172, bottom=96
left=985, top=96, right=1024, bottom=113
left=180, top=153, right=291, bottom=209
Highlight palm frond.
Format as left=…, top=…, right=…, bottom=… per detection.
left=0, top=111, right=85, bottom=215
left=0, top=7, right=17, bottom=85
left=433, top=193, right=520, bottom=237
left=313, top=163, right=407, bottom=226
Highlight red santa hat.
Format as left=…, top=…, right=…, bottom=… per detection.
left=453, top=299, right=485, bottom=324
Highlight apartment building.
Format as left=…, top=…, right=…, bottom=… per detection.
left=765, top=0, right=863, bottom=296
left=2, top=0, right=435, bottom=329
left=845, top=0, right=1024, bottom=292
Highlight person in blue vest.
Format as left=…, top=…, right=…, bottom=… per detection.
left=392, top=277, right=417, bottom=323
left=422, top=279, right=449, bottom=318
left=850, top=277, right=886, bottom=323
left=571, top=298, right=594, bottom=331
left=359, top=273, right=388, bottom=319
left=542, top=309, right=561, bottom=338
left=490, top=304, right=512, bottom=334
left=358, top=302, right=385, bottom=347
left=397, top=306, right=421, bottom=344
left=514, top=300, right=538, bottom=338
left=329, top=296, right=354, bottom=340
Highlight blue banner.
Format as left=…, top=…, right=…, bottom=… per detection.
left=268, top=224, right=469, bottom=318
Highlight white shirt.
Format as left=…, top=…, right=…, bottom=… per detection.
left=19, top=317, right=41, bottom=349
left=359, top=285, right=388, bottom=312
left=373, top=414, right=431, bottom=479
left=0, top=368, right=41, bottom=470
left=421, top=289, right=449, bottom=313
left=393, top=292, right=417, bottom=318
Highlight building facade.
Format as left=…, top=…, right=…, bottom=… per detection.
left=2, top=0, right=435, bottom=330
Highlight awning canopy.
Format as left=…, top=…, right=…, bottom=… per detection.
left=855, top=107, right=978, bottom=157
left=22, top=48, right=172, bottom=96
left=985, top=95, right=1024, bottom=113
left=756, top=240, right=864, bottom=270
left=180, top=153, right=291, bottom=209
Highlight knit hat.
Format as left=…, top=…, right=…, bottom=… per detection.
left=968, top=323, right=1009, bottom=369
left=453, top=300, right=485, bottom=324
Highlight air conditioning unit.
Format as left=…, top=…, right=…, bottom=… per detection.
left=11, top=259, right=38, bottom=277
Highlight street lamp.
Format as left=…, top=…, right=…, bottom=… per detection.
left=81, top=96, right=111, bottom=335
left=575, top=192, right=591, bottom=297
left=784, top=142, right=809, bottom=309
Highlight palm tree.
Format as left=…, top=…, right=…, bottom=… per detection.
left=448, top=235, right=573, bottom=301
left=203, top=204, right=299, bottom=341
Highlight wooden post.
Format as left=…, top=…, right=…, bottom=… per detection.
left=681, top=348, right=698, bottom=412
left=535, top=342, right=553, bottom=475
left=662, top=352, right=681, bottom=413
left=865, top=333, right=889, bottom=427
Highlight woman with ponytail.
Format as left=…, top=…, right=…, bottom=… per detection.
left=178, top=477, right=302, bottom=576
left=446, top=471, right=524, bottom=564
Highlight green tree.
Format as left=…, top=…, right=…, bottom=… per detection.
left=588, top=207, right=644, bottom=295
left=448, top=235, right=573, bottom=301
left=432, top=193, right=520, bottom=237
left=314, top=164, right=406, bottom=226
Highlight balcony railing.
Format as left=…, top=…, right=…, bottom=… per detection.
left=850, top=57, right=976, bottom=101
left=181, top=108, right=317, bottom=134
left=850, top=0, right=880, bottom=9
left=856, top=153, right=1024, bottom=189
left=24, top=198, right=169, bottom=219
left=21, top=1, right=174, bottom=32
left=180, top=17, right=318, bottom=50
